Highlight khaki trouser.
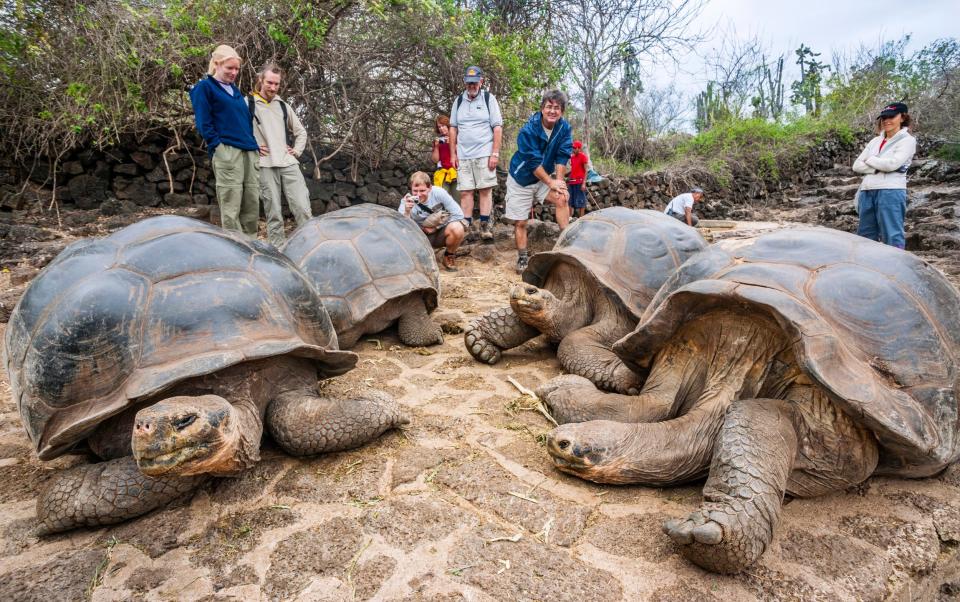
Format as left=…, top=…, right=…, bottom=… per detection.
left=260, top=164, right=313, bottom=247
left=212, top=144, right=260, bottom=236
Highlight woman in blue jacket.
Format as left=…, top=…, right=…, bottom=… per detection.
left=189, top=45, right=261, bottom=237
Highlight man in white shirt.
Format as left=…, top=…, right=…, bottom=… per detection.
left=251, top=62, right=312, bottom=247
left=449, top=66, right=503, bottom=242
left=664, top=187, right=704, bottom=227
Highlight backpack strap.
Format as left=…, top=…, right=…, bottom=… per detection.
left=278, top=99, right=292, bottom=147
left=454, top=91, right=494, bottom=130
left=247, top=95, right=260, bottom=125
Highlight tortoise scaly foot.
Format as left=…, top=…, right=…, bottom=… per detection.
left=464, top=306, right=538, bottom=364
left=36, top=456, right=205, bottom=536
left=268, top=389, right=410, bottom=455
left=664, top=399, right=797, bottom=574
left=537, top=375, right=648, bottom=424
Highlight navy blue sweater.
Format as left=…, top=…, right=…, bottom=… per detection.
left=189, top=76, right=259, bottom=157
left=508, top=112, right=572, bottom=186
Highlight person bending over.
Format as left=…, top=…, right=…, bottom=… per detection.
left=399, top=171, right=468, bottom=272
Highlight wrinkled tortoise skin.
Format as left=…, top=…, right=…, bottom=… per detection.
left=4, top=215, right=356, bottom=461
left=619, top=226, right=960, bottom=476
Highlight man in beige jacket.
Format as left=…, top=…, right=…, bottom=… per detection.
left=251, top=62, right=312, bottom=247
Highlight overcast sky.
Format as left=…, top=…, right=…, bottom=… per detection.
left=650, top=0, right=957, bottom=96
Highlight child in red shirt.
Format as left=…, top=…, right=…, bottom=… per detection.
left=432, top=115, right=457, bottom=196
left=567, top=140, right=589, bottom=217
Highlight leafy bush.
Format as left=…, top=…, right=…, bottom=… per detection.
left=0, top=0, right=558, bottom=169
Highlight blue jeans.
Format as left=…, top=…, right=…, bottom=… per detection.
left=568, top=184, right=587, bottom=209
left=857, top=188, right=906, bottom=249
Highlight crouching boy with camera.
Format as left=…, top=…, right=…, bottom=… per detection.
left=399, top=171, right=468, bottom=272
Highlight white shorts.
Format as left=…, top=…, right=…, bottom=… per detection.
left=457, top=157, right=498, bottom=191
left=503, top=175, right=550, bottom=221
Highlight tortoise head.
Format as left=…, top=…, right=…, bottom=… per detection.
left=132, top=395, right=244, bottom=477
left=509, top=283, right=562, bottom=336
left=546, top=421, right=639, bottom=484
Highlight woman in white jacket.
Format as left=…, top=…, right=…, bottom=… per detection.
left=851, top=102, right=916, bottom=249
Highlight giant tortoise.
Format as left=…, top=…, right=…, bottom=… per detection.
left=541, top=227, right=960, bottom=573
left=4, top=216, right=408, bottom=534
left=281, top=203, right=443, bottom=348
left=464, top=207, right=706, bottom=406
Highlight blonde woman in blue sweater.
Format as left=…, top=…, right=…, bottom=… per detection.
left=189, top=45, right=261, bottom=236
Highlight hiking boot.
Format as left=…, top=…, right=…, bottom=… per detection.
left=515, top=253, right=529, bottom=274
left=441, top=250, right=458, bottom=272
left=464, top=221, right=479, bottom=243
left=480, top=220, right=494, bottom=243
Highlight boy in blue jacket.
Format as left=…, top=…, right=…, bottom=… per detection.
left=189, top=44, right=262, bottom=237
left=504, top=90, right=573, bottom=273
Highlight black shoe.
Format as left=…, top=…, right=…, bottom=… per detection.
left=515, top=254, right=529, bottom=274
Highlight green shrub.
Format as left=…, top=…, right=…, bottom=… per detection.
left=932, top=143, right=960, bottom=162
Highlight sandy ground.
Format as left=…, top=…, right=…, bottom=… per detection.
left=1, top=220, right=960, bottom=601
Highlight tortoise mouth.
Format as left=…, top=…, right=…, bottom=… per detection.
left=136, top=443, right=214, bottom=476
left=513, top=297, right=543, bottom=310
left=547, top=434, right=596, bottom=471
left=510, top=285, right=546, bottom=315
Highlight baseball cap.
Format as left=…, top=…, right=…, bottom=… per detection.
left=463, top=66, right=483, bottom=83
left=878, top=102, right=908, bottom=118
left=690, top=187, right=704, bottom=194
left=572, top=140, right=583, bottom=149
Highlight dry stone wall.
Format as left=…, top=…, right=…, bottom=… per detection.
left=0, top=132, right=419, bottom=222
left=0, top=131, right=872, bottom=225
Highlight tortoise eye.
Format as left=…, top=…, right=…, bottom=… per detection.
left=173, top=414, right=197, bottom=431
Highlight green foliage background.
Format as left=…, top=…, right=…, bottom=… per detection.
left=0, top=1, right=957, bottom=176
left=0, top=0, right=558, bottom=165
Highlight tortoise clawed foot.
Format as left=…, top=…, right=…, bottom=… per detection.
left=663, top=505, right=762, bottom=574
left=535, top=374, right=593, bottom=400
left=663, top=512, right=723, bottom=545
left=464, top=326, right=503, bottom=364
left=536, top=375, right=603, bottom=424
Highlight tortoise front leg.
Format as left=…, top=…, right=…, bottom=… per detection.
left=538, top=326, right=705, bottom=424
left=663, top=398, right=797, bottom=574
left=557, top=325, right=643, bottom=394
left=36, top=457, right=206, bottom=535
left=267, top=389, right=410, bottom=455
left=464, top=306, right=540, bottom=364
left=398, top=297, right=444, bottom=347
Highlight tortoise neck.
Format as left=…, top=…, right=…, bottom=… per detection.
left=542, top=263, right=597, bottom=339
left=611, top=309, right=790, bottom=483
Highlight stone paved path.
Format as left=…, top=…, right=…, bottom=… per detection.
left=1, top=228, right=959, bottom=602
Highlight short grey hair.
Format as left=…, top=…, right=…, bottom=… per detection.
left=540, top=90, right=568, bottom=112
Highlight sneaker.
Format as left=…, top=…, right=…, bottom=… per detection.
left=515, top=253, right=529, bottom=274
left=441, top=250, right=458, bottom=272
left=480, top=220, right=494, bottom=243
